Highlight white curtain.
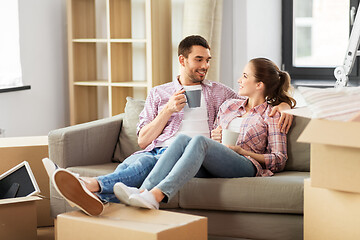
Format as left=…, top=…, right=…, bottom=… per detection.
left=0, top=0, right=23, bottom=88
left=182, top=0, right=223, bottom=82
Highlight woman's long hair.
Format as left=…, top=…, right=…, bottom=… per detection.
left=250, top=58, right=296, bottom=108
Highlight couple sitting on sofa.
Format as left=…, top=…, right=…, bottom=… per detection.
left=44, top=35, right=296, bottom=216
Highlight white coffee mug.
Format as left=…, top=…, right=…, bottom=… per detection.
left=222, top=129, right=239, bottom=145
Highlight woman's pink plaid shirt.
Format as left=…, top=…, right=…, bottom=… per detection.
left=215, top=98, right=288, bottom=177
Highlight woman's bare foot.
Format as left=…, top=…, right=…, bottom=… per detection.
left=81, top=177, right=100, bottom=192
left=150, top=187, right=165, bottom=203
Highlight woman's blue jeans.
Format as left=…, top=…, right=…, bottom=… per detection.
left=140, top=134, right=256, bottom=201
left=95, top=147, right=167, bottom=203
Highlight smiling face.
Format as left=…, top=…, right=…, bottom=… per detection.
left=179, top=45, right=211, bottom=85
left=237, top=62, right=262, bottom=97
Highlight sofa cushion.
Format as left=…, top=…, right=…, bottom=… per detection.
left=113, top=97, right=145, bottom=162
left=67, top=163, right=119, bottom=177
left=285, top=116, right=310, bottom=171
left=178, top=171, right=309, bottom=214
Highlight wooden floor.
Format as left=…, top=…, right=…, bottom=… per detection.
left=37, top=226, right=55, bottom=240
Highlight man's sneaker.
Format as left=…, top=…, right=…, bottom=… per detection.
left=128, top=190, right=159, bottom=210
left=52, top=168, right=104, bottom=216
left=114, top=182, right=141, bottom=205
left=42, top=158, right=60, bottom=178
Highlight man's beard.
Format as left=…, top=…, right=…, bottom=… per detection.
left=188, top=70, right=207, bottom=83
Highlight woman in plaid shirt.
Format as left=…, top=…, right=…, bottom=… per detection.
left=116, top=58, right=297, bottom=209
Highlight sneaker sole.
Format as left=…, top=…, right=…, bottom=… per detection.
left=53, top=170, right=104, bottom=216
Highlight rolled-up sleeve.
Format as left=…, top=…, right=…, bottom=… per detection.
left=263, top=114, right=288, bottom=173
left=136, top=89, right=158, bottom=136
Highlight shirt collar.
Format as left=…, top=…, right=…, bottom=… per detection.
left=239, top=97, right=268, bottom=115
left=174, top=75, right=212, bottom=91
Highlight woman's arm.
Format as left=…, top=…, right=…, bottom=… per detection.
left=262, top=114, right=288, bottom=172
left=227, top=145, right=265, bottom=165
left=228, top=113, right=287, bottom=172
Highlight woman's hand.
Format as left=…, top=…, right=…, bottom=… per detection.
left=211, top=126, right=222, bottom=143
left=226, top=145, right=245, bottom=155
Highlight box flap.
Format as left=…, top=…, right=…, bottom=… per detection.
left=283, top=107, right=312, bottom=119
left=298, top=119, right=360, bottom=148
left=0, top=136, right=48, bottom=148
left=0, top=196, right=41, bottom=205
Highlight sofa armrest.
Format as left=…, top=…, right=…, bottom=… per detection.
left=48, top=114, right=124, bottom=168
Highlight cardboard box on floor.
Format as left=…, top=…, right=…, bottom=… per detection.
left=57, top=203, right=207, bottom=240
left=286, top=107, right=360, bottom=193
left=0, top=136, right=52, bottom=227
left=304, top=179, right=360, bottom=239
left=0, top=196, right=41, bottom=240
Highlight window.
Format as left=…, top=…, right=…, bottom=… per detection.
left=282, top=0, right=360, bottom=86
left=0, top=0, right=29, bottom=93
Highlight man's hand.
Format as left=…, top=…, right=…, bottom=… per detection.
left=211, top=126, right=222, bottom=143
left=166, top=90, right=187, bottom=113
left=138, top=89, right=186, bottom=149
left=269, top=103, right=293, bottom=134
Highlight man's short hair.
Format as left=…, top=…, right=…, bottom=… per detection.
left=178, top=35, right=210, bottom=58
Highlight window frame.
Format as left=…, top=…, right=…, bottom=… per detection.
left=282, top=0, right=360, bottom=87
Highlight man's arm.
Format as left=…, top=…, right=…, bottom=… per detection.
left=269, top=102, right=293, bottom=134
left=138, top=90, right=186, bottom=149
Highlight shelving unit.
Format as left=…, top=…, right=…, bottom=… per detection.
left=67, top=0, right=171, bottom=125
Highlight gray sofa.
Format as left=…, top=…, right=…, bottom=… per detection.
left=48, top=97, right=310, bottom=240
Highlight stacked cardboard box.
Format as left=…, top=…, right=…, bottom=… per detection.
left=0, top=196, right=41, bottom=240
left=0, top=136, right=52, bottom=227
left=297, top=119, right=360, bottom=239
left=57, top=203, right=207, bottom=240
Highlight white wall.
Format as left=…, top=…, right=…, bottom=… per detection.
left=0, top=0, right=69, bottom=137
left=172, top=0, right=282, bottom=89
left=221, top=0, right=282, bottom=89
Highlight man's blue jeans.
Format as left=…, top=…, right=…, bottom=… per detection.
left=95, top=147, right=167, bottom=203
left=140, top=134, right=256, bottom=201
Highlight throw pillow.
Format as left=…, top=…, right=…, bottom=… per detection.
left=112, top=97, right=145, bottom=162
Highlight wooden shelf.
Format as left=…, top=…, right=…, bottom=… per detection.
left=72, top=39, right=108, bottom=43
left=111, top=81, right=148, bottom=87
left=73, top=81, right=109, bottom=86
left=72, top=39, right=147, bottom=43
left=73, top=81, right=148, bottom=88
left=110, top=39, right=147, bottom=43
left=67, top=0, right=172, bottom=125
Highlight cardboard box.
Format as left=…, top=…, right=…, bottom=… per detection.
left=297, top=118, right=360, bottom=193
left=57, top=203, right=207, bottom=240
left=304, top=179, right=360, bottom=239
left=0, top=196, right=40, bottom=240
left=0, top=136, right=52, bottom=226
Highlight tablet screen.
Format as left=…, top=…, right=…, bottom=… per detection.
left=0, top=161, right=40, bottom=199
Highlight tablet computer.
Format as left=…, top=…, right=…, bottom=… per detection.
left=0, top=161, right=40, bottom=199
